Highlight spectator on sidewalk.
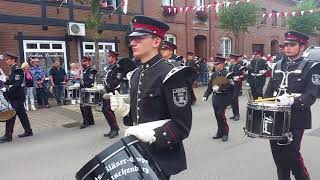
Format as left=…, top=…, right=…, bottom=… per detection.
left=199, top=58, right=208, bottom=85
left=69, top=62, right=81, bottom=85
left=49, top=59, right=67, bottom=106
left=31, top=58, right=50, bottom=108
left=21, top=62, right=36, bottom=111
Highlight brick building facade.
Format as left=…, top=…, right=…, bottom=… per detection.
left=0, top=0, right=143, bottom=73
left=145, top=0, right=320, bottom=59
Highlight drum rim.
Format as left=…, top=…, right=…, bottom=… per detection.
left=244, top=130, right=289, bottom=140
left=78, top=137, right=140, bottom=180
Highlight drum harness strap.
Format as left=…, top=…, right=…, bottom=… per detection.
left=121, top=138, right=167, bottom=180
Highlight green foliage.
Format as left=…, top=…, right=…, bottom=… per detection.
left=287, top=0, right=320, bottom=35
left=217, top=2, right=260, bottom=35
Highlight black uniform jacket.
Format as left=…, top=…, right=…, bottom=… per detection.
left=6, top=64, right=25, bottom=102
left=80, top=66, right=97, bottom=88
left=124, top=54, right=193, bottom=175
left=203, top=68, right=233, bottom=107
left=265, top=57, right=320, bottom=129
left=103, top=64, right=122, bottom=93
left=247, top=58, right=268, bottom=87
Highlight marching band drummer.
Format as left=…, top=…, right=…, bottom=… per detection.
left=101, top=50, right=121, bottom=138
left=110, top=15, right=193, bottom=180
left=0, top=52, right=33, bottom=143
left=202, top=56, right=233, bottom=142
left=79, top=56, right=97, bottom=129
left=264, top=31, right=320, bottom=180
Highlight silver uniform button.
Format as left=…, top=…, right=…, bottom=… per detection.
left=137, top=115, right=139, bottom=119
left=139, top=82, right=142, bottom=85
left=138, top=90, right=141, bottom=94
left=141, top=73, right=144, bottom=77
left=163, top=132, right=167, bottom=136
left=138, top=98, right=141, bottom=102
left=167, top=141, right=171, bottom=144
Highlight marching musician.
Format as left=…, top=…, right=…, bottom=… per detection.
left=185, top=51, right=197, bottom=105
left=247, top=49, right=268, bottom=100
left=0, top=52, right=33, bottom=143
left=228, top=53, right=245, bottom=121
left=160, top=40, right=183, bottom=65
left=101, top=50, right=121, bottom=138
left=110, top=15, right=193, bottom=179
left=79, top=56, right=97, bottom=129
left=202, top=56, right=233, bottom=142
left=264, top=31, right=320, bottom=180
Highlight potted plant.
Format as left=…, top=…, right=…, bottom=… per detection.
left=162, top=6, right=177, bottom=17
left=196, top=10, right=208, bottom=22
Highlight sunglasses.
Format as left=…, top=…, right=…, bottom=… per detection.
left=129, top=35, right=151, bottom=43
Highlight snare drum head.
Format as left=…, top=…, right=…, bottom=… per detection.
left=76, top=136, right=163, bottom=180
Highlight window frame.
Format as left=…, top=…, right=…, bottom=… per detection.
left=164, top=34, right=177, bottom=53
left=162, top=0, right=174, bottom=6
left=220, top=37, right=232, bottom=58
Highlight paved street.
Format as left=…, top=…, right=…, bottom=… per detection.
left=1, top=87, right=320, bottom=180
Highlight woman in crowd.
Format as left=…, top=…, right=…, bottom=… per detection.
left=21, top=62, right=36, bottom=111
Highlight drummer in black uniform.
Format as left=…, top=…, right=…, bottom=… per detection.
left=110, top=15, right=193, bottom=179
left=101, top=50, right=121, bottom=138
left=79, top=56, right=97, bottom=129
left=247, top=49, right=268, bottom=100
left=228, top=53, right=245, bottom=121
left=0, top=52, right=33, bottom=143
left=160, top=40, right=183, bottom=64
left=203, top=56, right=233, bottom=142
left=265, top=31, right=319, bottom=180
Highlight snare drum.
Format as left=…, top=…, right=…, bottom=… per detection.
left=76, top=136, right=166, bottom=180
left=81, top=88, right=104, bottom=106
left=244, top=101, right=291, bottom=140
left=64, top=85, right=80, bottom=100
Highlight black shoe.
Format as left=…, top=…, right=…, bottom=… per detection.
left=230, top=116, right=235, bottom=119
left=0, top=136, right=12, bottom=143
left=80, top=124, right=88, bottom=129
left=104, top=131, right=112, bottom=137
left=18, top=131, right=33, bottom=138
left=233, top=115, right=240, bottom=121
left=212, top=132, right=223, bottom=139
left=108, top=131, right=119, bottom=138
left=222, top=134, right=229, bottom=142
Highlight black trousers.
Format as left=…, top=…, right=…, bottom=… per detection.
left=80, top=105, right=94, bottom=125
left=213, top=106, right=229, bottom=135
left=250, top=84, right=264, bottom=100
left=102, top=99, right=119, bottom=131
left=231, top=83, right=241, bottom=116
left=270, top=129, right=310, bottom=180
left=5, top=100, right=32, bottom=138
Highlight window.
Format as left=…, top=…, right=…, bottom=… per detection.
left=23, top=40, right=67, bottom=74
left=165, top=34, right=177, bottom=53
left=272, top=10, right=278, bottom=26
left=101, top=0, right=117, bottom=9
left=260, top=8, right=267, bottom=25
left=220, top=37, right=231, bottom=57
left=162, top=0, right=174, bottom=6
left=281, top=16, right=286, bottom=28
left=196, top=0, right=204, bottom=6
left=82, top=42, right=116, bottom=66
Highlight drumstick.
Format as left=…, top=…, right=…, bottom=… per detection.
left=254, top=97, right=277, bottom=102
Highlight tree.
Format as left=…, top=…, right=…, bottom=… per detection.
left=287, top=0, right=320, bottom=35
left=217, top=2, right=260, bottom=53
left=78, top=0, right=104, bottom=82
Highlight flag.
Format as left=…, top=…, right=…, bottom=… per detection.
left=122, top=0, right=128, bottom=14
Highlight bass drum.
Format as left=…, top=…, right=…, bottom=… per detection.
left=76, top=136, right=167, bottom=180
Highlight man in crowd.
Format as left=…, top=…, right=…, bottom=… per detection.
left=79, top=56, right=97, bottom=129
left=160, top=40, right=183, bottom=64
left=110, top=15, right=193, bottom=179
left=203, top=56, right=233, bottom=142
left=102, top=50, right=121, bottom=138
left=265, top=31, right=318, bottom=180
left=31, top=58, right=50, bottom=108
left=49, top=59, right=67, bottom=106
left=274, top=44, right=286, bottom=63
left=185, top=51, right=197, bottom=105
left=247, top=50, right=268, bottom=100
left=0, top=53, right=33, bottom=143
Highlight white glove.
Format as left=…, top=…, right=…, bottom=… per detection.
left=103, top=93, right=111, bottom=100
left=212, top=86, right=219, bottom=92
left=259, top=70, right=267, bottom=74
left=277, top=94, right=294, bottom=106
left=202, top=97, right=207, bottom=101
left=110, top=90, right=130, bottom=117
left=233, top=76, right=240, bottom=81
left=125, top=126, right=156, bottom=144
left=246, top=83, right=250, bottom=86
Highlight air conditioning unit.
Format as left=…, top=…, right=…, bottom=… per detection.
left=67, top=22, right=85, bottom=36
